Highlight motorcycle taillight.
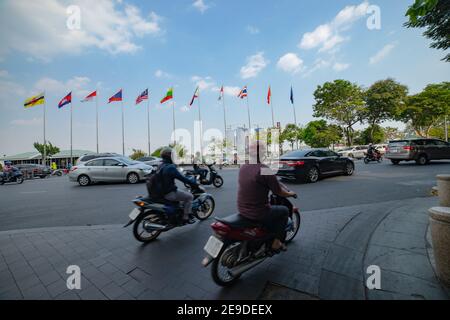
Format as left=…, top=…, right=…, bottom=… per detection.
left=211, top=222, right=231, bottom=236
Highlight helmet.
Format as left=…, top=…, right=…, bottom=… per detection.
left=4, top=161, right=11, bottom=166
left=160, top=147, right=173, bottom=161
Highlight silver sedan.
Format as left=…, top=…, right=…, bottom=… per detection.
left=68, top=157, right=152, bottom=186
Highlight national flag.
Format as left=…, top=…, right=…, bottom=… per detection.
left=81, top=91, right=97, bottom=102
left=237, top=86, right=248, bottom=99
left=189, top=87, right=199, bottom=106
left=136, top=89, right=149, bottom=105
left=218, top=85, right=224, bottom=101
left=267, top=86, right=271, bottom=105
left=24, top=92, right=45, bottom=108
left=58, top=92, right=72, bottom=109
left=290, top=86, right=294, bottom=104
left=160, top=88, right=173, bottom=104
left=108, top=89, right=122, bottom=104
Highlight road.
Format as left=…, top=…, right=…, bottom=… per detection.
left=1, top=160, right=449, bottom=231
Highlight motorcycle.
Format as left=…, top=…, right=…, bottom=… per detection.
left=364, top=150, right=383, bottom=164
left=0, top=168, right=24, bottom=185
left=201, top=192, right=301, bottom=286
left=124, top=185, right=216, bottom=243
left=184, top=163, right=224, bottom=188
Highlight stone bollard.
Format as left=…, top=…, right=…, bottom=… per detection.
left=437, top=175, right=450, bottom=207
left=429, top=207, right=450, bottom=287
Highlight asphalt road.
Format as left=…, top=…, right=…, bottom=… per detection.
left=1, top=160, right=449, bottom=231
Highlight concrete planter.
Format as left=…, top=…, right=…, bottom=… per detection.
left=429, top=207, right=450, bottom=287
left=437, top=175, right=450, bottom=207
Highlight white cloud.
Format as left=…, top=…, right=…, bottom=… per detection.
left=212, top=86, right=241, bottom=97
left=240, top=52, right=269, bottom=79
left=277, top=53, right=304, bottom=74
left=299, top=1, right=369, bottom=52
left=302, top=58, right=332, bottom=78
left=333, top=62, right=350, bottom=71
left=0, top=0, right=164, bottom=61
left=191, top=76, right=215, bottom=91
left=192, top=0, right=210, bottom=14
left=33, top=76, right=91, bottom=98
left=11, top=118, right=43, bottom=126
left=369, top=43, right=396, bottom=64
left=246, top=25, right=260, bottom=35
left=0, top=79, right=25, bottom=100
left=155, top=69, right=171, bottom=78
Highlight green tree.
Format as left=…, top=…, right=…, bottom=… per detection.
left=357, top=125, right=386, bottom=145
left=313, top=80, right=365, bottom=146
left=33, top=141, right=60, bottom=164
left=405, top=0, right=449, bottom=62
left=395, top=82, right=450, bottom=137
left=302, top=120, right=343, bottom=148
left=280, top=124, right=303, bottom=150
left=383, top=127, right=405, bottom=141
left=130, top=149, right=146, bottom=160
left=364, top=79, right=408, bottom=140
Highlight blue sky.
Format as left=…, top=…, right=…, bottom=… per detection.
left=0, top=0, right=449, bottom=156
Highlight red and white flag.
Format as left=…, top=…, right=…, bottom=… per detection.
left=81, top=91, right=97, bottom=102
left=267, top=86, right=271, bottom=105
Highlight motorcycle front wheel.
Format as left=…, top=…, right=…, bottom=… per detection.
left=211, top=242, right=242, bottom=287
left=17, top=176, right=24, bottom=184
left=213, top=176, right=224, bottom=188
left=364, top=157, right=370, bottom=164
left=195, top=196, right=215, bottom=221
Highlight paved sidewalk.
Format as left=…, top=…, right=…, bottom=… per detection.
left=0, top=197, right=448, bottom=300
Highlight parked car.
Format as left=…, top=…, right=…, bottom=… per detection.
left=69, top=157, right=153, bottom=186
left=14, top=164, right=51, bottom=178
left=337, top=146, right=368, bottom=159
left=276, top=149, right=355, bottom=183
left=386, top=139, right=450, bottom=165
left=76, top=153, right=121, bottom=165
left=136, top=156, right=162, bottom=168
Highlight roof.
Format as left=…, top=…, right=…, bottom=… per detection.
left=0, top=150, right=95, bottom=161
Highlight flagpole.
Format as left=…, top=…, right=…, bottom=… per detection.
left=121, top=97, right=125, bottom=156
left=291, top=86, right=297, bottom=126
left=246, top=95, right=251, bottom=131
left=197, top=89, right=203, bottom=161
left=147, top=92, right=151, bottom=155
left=43, top=92, right=47, bottom=166
left=96, top=89, right=99, bottom=154
left=172, top=99, right=176, bottom=146
left=445, top=115, right=448, bottom=142
left=70, top=96, right=73, bottom=166
left=222, top=88, right=227, bottom=162
left=270, top=86, right=275, bottom=128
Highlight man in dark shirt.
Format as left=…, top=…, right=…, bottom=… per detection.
left=160, top=148, right=199, bottom=224
left=238, top=141, right=296, bottom=251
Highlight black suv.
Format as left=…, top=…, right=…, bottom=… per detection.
left=386, top=139, right=450, bottom=165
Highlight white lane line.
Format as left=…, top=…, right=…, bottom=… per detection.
left=20, top=191, right=48, bottom=194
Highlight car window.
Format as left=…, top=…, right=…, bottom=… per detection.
left=389, top=141, right=409, bottom=147
left=103, top=159, right=120, bottom=166
left=325, top=150, right=338, bottom=157
left=433, top=140, right=447, bottom=146
left=313, top=150, right=326, bottom=157
left=85, top=159, right=104, bottom=166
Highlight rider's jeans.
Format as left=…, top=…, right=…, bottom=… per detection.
left=165, top=190, right=193, bottom=219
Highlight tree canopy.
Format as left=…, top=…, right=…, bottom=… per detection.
left=33, top=141, right=60, bottom=159
left=302, top=120, right=343, bottom=148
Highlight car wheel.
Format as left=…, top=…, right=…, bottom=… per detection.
left=78, top=175, right=91, bottom=186
left=391, top=160, right=400, bottom=165
left=127, top=172, right=140, bottom=184
left=344, top=162, right=354, bottom=176
left=307, top=167, right=319, bottom=183
left=416, top=154, right=428, bottom=166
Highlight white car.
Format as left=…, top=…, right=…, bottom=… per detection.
left=338, top=146, right=368, bottom=159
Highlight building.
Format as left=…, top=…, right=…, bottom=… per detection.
left=0, top=150, right=95, bottom=168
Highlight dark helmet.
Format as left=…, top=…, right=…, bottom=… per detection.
left=4, top=161, right=12, bottom=165
left=160, top=147, right=173, bottom=161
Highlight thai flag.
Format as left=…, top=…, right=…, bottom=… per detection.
left=238, top=86, right=248, bottom=99
left=136, top=89, right=148, bottom=105
left=108, top=89, right=123, bottom=103
left=58, top=92, right=72, bottom=109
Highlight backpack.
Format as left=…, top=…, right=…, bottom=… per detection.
left=146, top=164, right=166, bottom=199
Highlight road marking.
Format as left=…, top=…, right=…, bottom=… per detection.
left=20, top=191, right=48, bottom=194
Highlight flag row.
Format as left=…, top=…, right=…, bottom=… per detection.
left=23, top=86, right=296, bottom=109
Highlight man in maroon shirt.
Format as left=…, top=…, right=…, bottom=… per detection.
left=237, top=141, right=296, bottom=252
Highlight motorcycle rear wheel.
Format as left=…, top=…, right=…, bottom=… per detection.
left=132, top=213, right=162, bottom=243
left=211, top=242, right=241, bottom=287
left=285, top=211, right=301, bottom=243
left=213, top=176, right=224, bottom=188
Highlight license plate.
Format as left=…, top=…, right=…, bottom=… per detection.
left=204, top=236, right=224, bottom=259
left=129, top=208, right=140, bottom=220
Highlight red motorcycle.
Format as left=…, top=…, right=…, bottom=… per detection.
left=201, top=193, right=301, bottom=286
left=364, top=149, right=383, bottom=164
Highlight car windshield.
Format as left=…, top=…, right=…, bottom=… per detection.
left=118, top=157, right=138, bottom=165
left=282, top=150, right=311, bottom=158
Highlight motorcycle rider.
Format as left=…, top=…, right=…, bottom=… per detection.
left=193, top=163, right=208, bottom=182
left=367, top=144, right=378, bottom=160
left=2, top=161, right=13, bottom=180
left=237, top=140, right=296, bottom=253
left=159, top=147, right=199, bottom=225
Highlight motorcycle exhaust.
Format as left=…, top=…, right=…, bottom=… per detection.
left=228, top=258, right=267, bottom=277
left=144, top=223, right=169, bottom=231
